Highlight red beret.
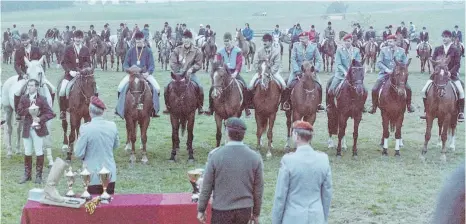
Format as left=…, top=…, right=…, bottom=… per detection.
left=90, top=96, right=106, bottom=110
left=387, top=34, right=396, bottom=40
left=343, top=33, right=353, bottom=41
left=298, top=31, right=309, bottom=37
left=292, top=121, right=313, bottom=132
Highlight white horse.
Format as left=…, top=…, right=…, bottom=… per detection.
left=1, top=56, right=56, bottom=166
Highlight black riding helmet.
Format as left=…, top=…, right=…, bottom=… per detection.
left=20, top=33, right=30, bottom=41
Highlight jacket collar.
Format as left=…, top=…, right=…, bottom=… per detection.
left=225, top=140, right=244, bottom=146
left=296, top=144, right=314, bottom=154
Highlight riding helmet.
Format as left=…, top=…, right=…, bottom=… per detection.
left=455, top=25, right=459, bottom=28
left=328, top=21, right=332, bottom=25
left=206, top=25, right=210, bottom=28
left=223, top=32, right=232, bottom=40
left=90, top=25, right=94, bottom=28
left=74, top=30, right=84, bottom=38
left=20, top=33, right=30, bottom=41
left=120, top=23, right=124, bottom=27
left=262, top=33, right=273, bottom=42
left=66, top=25, right=69, bottom=29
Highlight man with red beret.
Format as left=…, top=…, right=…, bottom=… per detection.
left=281, top=31, right=325, bottom=111
left=420, top=30, right=464, bottom=122
left=369, top=34, right=415, bottom=114
left=272, top=120, right=332, bottom=224
left=75, top=96, right=119, bottom=195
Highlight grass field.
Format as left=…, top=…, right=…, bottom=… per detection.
left=1, top=2, right=465, bottom=224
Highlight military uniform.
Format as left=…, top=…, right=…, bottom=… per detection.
left=328, top=45, right=362, bottom=94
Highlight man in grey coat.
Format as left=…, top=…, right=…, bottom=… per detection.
left=272, top=120, right=333, bottom=224
left=74, top=96, right=119, bottom=194
left=198, top=117, right=264, bottom=224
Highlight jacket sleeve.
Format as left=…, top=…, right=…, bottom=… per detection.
left=252, top=156, right=264, bottom=216
left=314, top=47, right=323, bottom=72
left=17, top=96, right=29, bottom=116
left=252, top=51, right=260, bottom=73
left=123, top=48, right=132, bottom=71
left=450, top=48, right=461, bottom=75
left=270, top=51, right=280, bottom=75
left=169, top=47, right=180, bottom=73
left=39, top=97, right=56, bottom=123
left=83, top=48, right=91, bottom=68
left=74, top=125, right=88, bottom=160
left=235, top=51, right=243, bottom=73
left=197, top=153, right=215, bottom=213
left=271, top=157, right=290, bottom=224
left=377, top=49, right=389, bottom=72
left=61, top=47, right=72, bottom=73
left=355, top=49, right=362, bottom=62
left=321, top=155, right=333, bottom=223
left=291, top=44, right=300, bottom=75
left=112, top=122, right=120, bottom=150
left=335, top=49, right=346, bottom=75
left=191, top=49, right=203, bottom=73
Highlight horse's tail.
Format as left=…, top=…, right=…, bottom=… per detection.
left=180, top=117, right=188, bottom=137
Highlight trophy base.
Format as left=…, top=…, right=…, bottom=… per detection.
left=41, top=196, right=86, bottom=208
left=65, top=190, right=76, bottom=198
left=100, top=191, right=112, bottom=203
left=80, top=191, right=92, bottom=201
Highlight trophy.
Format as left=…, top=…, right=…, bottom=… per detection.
left=99, top=165, right=112, bottom=202
left=28, top=101, right=40, bottom=129
left=65, top=167, right=77, bottom=197
left=80, top=164, right=92, bottom=200
left=187, top=169, right=204, bottom=202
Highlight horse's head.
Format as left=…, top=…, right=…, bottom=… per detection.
left=347, top=59, right=365, bottom=96
left=258, top=60, right=273, bottom=89
left=391, top=58, right=412, bottom=96
left=25, top=56, right=45, bottom=83
left=211, top=61, right=231, bottom=98
left=127, top=66, right=148, bottom=106
left=430, top=56, right=456, bottom=97
left=235, top=29, right=244, bottom=41
left=301, top=61, right=316, bottom=79
left=76, top=66, right=96, bottom=103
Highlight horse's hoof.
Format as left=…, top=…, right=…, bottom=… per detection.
left=440, top=154, right=447, bottom=163
left=449, top=145, right=456, bottom=152
left=284, top=146, right=290, bottom=153
left=168, top=159, right=176, bottom=163
left=352, top=155, right=358, bottom=160
left=336, top=154, right=342, bottom=159
left=188, top=159, right=195, bottom=164
left=420, top=154, right=427, bottom=162
left=382, top=149, right=388, bottom=156
left=141, top=156, right=148, bottom=164
left=6, top=152, right=12, bottom=159
left=266, top=152, right=272, bottom=158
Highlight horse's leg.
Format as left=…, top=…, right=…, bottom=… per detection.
left=169, top=115, right=179, bottom=161
left=284, top=110, right=292, bottom=152
left=336, top=114, right=348, bottom=157
left=440, top=115, right=450, bottom=162
left=266, top=113, right=277, bottom=158
left=437, top=117, right=443, bottom=147
left=331, top=55, right=335, bottom=73
left=255, top=113, right=266, bottom=152
left=129, top=119, right=137, bottom=165
left=4, top=107, right=13, bottom=157
left=422, top=115, right=433, bottom=161
left=116, top=54, right=120, bottom=72
left=15, top=120, right=23, bottom=154
left=187, top=112, right=195, bottom=162
left=381, top=112, right=389, bottom=156
left=140, top=118, right=149, bottom=164
left=67, top=115, right=77, bottom=162
left=427, top=58, right=431, bottom=74
left=215, top=114, right=223, bottom=147
left=352, top=113, right=362, bottom=158
left=124, top=118, right=131, bottom=152
left=394, top=114, right=405, bottom=157
left=449, top=119, right=457, bottom=151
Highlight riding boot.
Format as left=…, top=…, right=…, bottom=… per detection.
left=117, top=92, right=120, bottom=99
left=458, top=98, right=465, bottom=122
left=429, top=48, right=432, bottom=57
left=420, top=98, right=427, bottom=119
left=416, top=49, right=420, bottom=58
left=35, top=155, right=44, bottom=184
left=369, top=90, right=378, bottom=114
left=163, top=86, right=170, bottom=114
left=205, top=87, right=214, bottom=116
left=317, top=86, right=325, bottom=111
left=14, top=95, right=21, bottom=121
left=280, top=88, right=291, bottom=111
left=197, top=87, right=205, bottom=115
left=59, top=96, right=66, bottom=120
left=19, top=156, right=32, bottom=184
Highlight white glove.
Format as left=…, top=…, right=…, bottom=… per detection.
left=386, top=69, right=393, bottom=74
left=69, top=70, right=78, bottom=77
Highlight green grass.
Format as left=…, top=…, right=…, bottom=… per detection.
left=1, top=2, right=465, bottom=224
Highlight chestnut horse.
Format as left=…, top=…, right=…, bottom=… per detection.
left=235, top=29, right=255, bottom=73
left=252, top=61, right=282, bottom=158
left=284, top=61, right=321, bottom=151
left=202, top=35, right=217, bottom=72
left=211, top=62, right=244, bottom=147
left=378, top=58, right=412, bottom=157
left=419, top=41, right=432, bottom=73
left=421, top=56, right=460, bottom=162
left=124, top=67, right=152, bottom=165
left=322, top=37, right=336, bottom=72
left=326, top=59, right=367, bottom=158
left=364, top=39, right=377, bottom=73
left=64, top=67, right=96, bottom=161
left=166, top=71, right=199, bottom=162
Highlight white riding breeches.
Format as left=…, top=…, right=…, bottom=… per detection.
left=59, top=79, right=69, bottom=97
left=23, top=128, right=44, bottom=156
left=118, top=75, right=160, bottom=94
left=422, top=79, right=464, bottom=99
left=248, top=72, right=286, bottom=89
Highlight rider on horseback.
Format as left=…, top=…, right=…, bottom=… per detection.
left=416, top=27, right=432, bottom=58
left=28, top=24, right=38, bottom=45
left=163, top=30, right=205, bottom=115
left=13, top=33, right=45, bottom=120
left=364, top=26, right=377, bottom=47
left=242, top=23, right=254, bottom=53
left=281, top=31, right=325, bottom=111
left=117, top=31, right=160, bottom=118
left=327, top=33, right=362, bottom=111
left=63, top=26, right=73, bottom=45
left=352, top=24, right=363, bottom=42
left=452, top=25, right=464, bottom=57
left=88, top=24, right=97, bottom=37
left=420, top=30, right=464, bottom=122
left=321, top=22, right=337, bottom=50
left=396, top=21, right=409, bottom=45
left=101, top=24, right=112, bottom=48
left=368, top=34, right=415, bottom=114
left=11, top=24, right=20, bottom=41
left=248, top=33, right=286, bottom=90
left=205, top=32, right=251, bottom=116
left=308, top=25, right=318, bottom=43
left=201, top=25, right=215, bottom=49
left=58, top=30, right=93, bottom=120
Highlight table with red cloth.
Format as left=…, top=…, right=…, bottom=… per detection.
left=21, top=193, right=212, bottom=224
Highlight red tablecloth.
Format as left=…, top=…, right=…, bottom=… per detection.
left=21, top=193, right=212, bottom=224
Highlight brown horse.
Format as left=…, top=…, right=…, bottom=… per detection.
left=63, top=67, right=97, bottom=161
left=326, top=59, right=367, bottom=157
left=252, top=61, right=282, bottom=158
left=124, top=66, right=152, bottom=165
left=39, top=39, right=51, bottom=70
left=211, top=62, right=244, bottom=147
left=166, top=71, right=199, bottom=162
left=421, top=56, right=460, bottom=162
left=157, top=32, right=171, bottom=71
left=363, top=39, right=377, bottom=73
left=396, top=33, right=409, bottom=54
left=419, top=41, right=432, bottom=73
left=90, top=35, right=114, bottom=71
left=3, top=39, right=14, bottom=64
left=284, top=61, right=321, bottom=151
left=378, top=58, right=412, bottom=157
left=235, top=29, right=255, bottom=72
left=115, top=36, right=128, bottom=72
left=452, top=37, right=464, bottom=56
left=50, top=38, right=65, bottom=67
left=322, top=37, right=336, bottom=72
left=202, top=35, right=217, bottom=72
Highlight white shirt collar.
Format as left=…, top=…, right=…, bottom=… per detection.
left=444, top=42, right=452, bottom=53
left=29, top=92, right=37, bottom=100
left=25, top=45, right=31, bottom=53
left=225, top=141, right=244, bottom=146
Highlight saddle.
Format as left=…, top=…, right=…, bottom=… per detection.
left=426, top=80, right=459, bottom=100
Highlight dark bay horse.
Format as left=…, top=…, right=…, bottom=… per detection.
left=284, top=61, right=321, bottom=151
left=124, top=66, right=152, bottom=165
left=39, top=39, right=51, bottom=69
left=419, top=42, right=432, bottom=73
left=396, top=33, right=409, bottom=55
left=91, top=35, right=114, bottom=71
left=157, top=33, right=171, bottom=71
left=326, top=60, right=367, bottom=158
left=378, top=58, right=412, bottom=157
left=3, top=39, right=14, bottom=64
left=166, top=71, right=199, bottom=163
left=115, top=36, right=128, bottom=72
left=322, top=37, right=336, bottom=72
left=252, top=61, right=282, bottom=158
left=364, top=39, right=377, bottom=73
left=421, top=56, right=460, bottom=162
left=50, top=38, right=64, bottom=67
left=64, top=67, right=97, bottom=161
left=236, top=29, right=255, bottom=73
left=202, top=36, right=217, bottom=72
left=211, top=62, right=244, bottom=147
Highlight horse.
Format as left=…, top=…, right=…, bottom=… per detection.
left=49, top=38, right=64, bottom=66
left=284, top=61, right=321, bottom=151
left=396, top=33, right=409, bottom=54
left=153, top=31, right=162, bottom=46
left=2, top=56, right=55, bottom=160
left=211, top=61, right=245, bottom=147
left=322, top=37, right=336, bottom=72
left=157, top=32, right=171, bottom=71
left=452, top=37, right=464, bottom=57
left=39, top=39, right=51, bottom=70
left=166, top=71, right=199, bottom=162
left=124, top=67, right=153, bottom=165
left=421, top=56, right=460, bottom=162
left=378, top=58, right=412, bottom=157
left=63, top=67, right=96, bottom=161
left=326, top=59, right=367, bottom=157
left=202, top=35, right=217, bottom=72
left=252, top=61, right=282, bottom=158
left=3, top=39, right=14, bottom=64
left=235, top=29, right=255, bottom=72
left=418, top=41, right=432, bottom=73
left=363, top=39, right=377, bottom=73
left=115, top=35, right=128, bottom=72
left=90, top=35, right=114, bottom=71
left=272, top=33, right=283, bottom=61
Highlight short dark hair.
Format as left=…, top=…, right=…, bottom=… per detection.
left=294, top=128, right=313, bottom=142
left=28, top=79, right=39, bottom=87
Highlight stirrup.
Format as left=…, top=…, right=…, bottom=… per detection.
left=458, top=113, right=465, bottom=122
left=282, top=102, right=291, bottom=111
